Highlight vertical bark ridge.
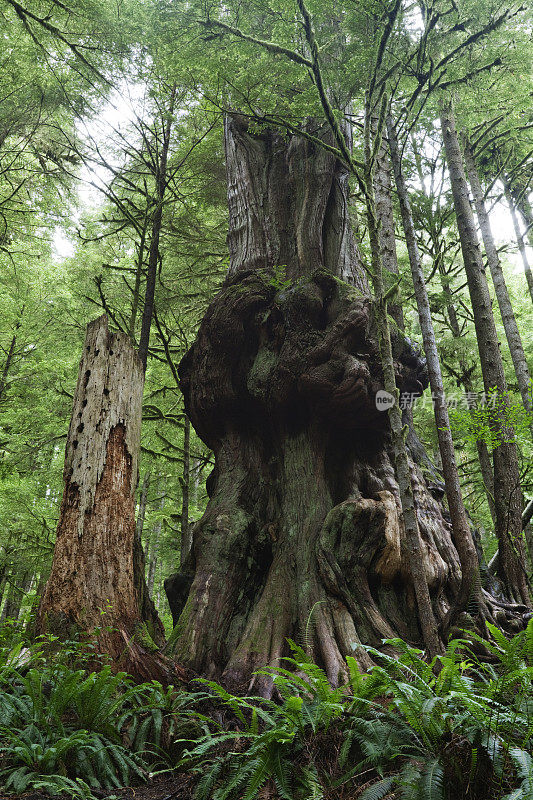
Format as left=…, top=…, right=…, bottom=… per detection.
left=225, top=115, right=368, bottom=292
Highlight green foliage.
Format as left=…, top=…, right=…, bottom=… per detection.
left=0, top=623, right=193, bottom=798
left=267, top=266, right=293, bottom=292
left=448, top=387, right=533, bottom=451
left=0, top=624, right=531, bottom=799
left=179, top=630, right=533, bottom=800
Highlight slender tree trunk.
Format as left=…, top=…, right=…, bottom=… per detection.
left=440, top=101, right=529, bottom=606
left=503, top=179, right=533, bottom=304
left=192, top=457, right=202, bottom=506
left=374, top=121, right=403, bottom=330
left=410, top=133, right=496, bottom=521
left=17, top=573, right=34, bottom=623
left=138, top=87, right=177, bottom=372
left=0, top=577, right=6, bottom=614
left=129, top=214, right=148, bottom=340
left=180, top=416, right=191, bottom=565
left=135, top=471, right=151, bottom=545
left=147, top=491, right=165, bottom=597
left=365, top=111, right=441, bottom=657
left=0, top=334, right=16, bottom=403
left=1, top=572, right=32, bottom=622
left=387, top=115, right=484, bottom=627
left=464, top=141, right=533, bottom=435
left=37, top=316, right=170, bottom=680
left=0, top=579, right=18, bottom=621
left=26, top=573, right=46, bottom=636
left=513, top=186, right=533, bottom=250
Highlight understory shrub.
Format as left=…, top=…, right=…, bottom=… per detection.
left=0, top=623, right=193, bottom=798
left=180, top=622, right=533, bottom=800
left=0, top=620, right=531, bottom=799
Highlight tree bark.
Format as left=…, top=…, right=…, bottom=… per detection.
left=37, top=315, right=170, bottom=680
left=440, top=101, right=529, bottom=606
left=0, top=334, right=16, bottom=403
left=1, top=572, right=32, bottom=622
left=180, top=416, right=191, bottom=565
left=463, top=140, right=533, bottom=437
left=513, top=185, right=533, bottom=251
left=224, top=116, right=367, bottom=290
left=25, top=573, right=46, bottom=637
left=503, top=179, right=533, bottom=305
left=374, top=124, right=403, bottom=330
left=387, top=115, right=484, bottom=627
left=147, top=490, right=165, bottom=597
left=135, top=471, right=151, bottom=545
left=1, top=580, right=18, bottom=622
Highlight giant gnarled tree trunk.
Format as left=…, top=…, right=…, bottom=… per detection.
left=165, top=117, right=525, bottom=694
left=37, top=316, right=168, bottom=680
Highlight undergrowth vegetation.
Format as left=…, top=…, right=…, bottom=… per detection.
left=0, top=623, right=196, bottom=798
left=0, top=620, right=531, bottom=799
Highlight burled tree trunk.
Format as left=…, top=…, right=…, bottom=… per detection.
left=37, top=316, right=168, bottom=680
left=166, top=117, right=530, bottom=693
left=164, top=117, right=474, bottom=692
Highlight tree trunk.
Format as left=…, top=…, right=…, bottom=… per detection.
left=0, top=334, right=16, bottom=403
left=138, top=86, right=177, bottom=371
left=463, top=140, right=533, bottom=436
left=374, top=123, right=403, bottom=330
left=135, top=471, right=151, bottom=545
left=147, top=491, right=165, bottom=597
left=503, top=179, right=533, bottom=305
left=37, top=315, right=169, bottom=680
left=513, top=185, right=533, bottom=251
left=410, top=133, right=496, bottom=521
left=1, top=580, right=18, bottom=621
left=364, top=111, right=441, bottom=658
left=164, top=116, right=491, bottom=692
left=1, top=572, right=32, bottom=622
left=180, top=416, right=191, bottom=565
left=440, top=102, right=529, bottom=606
left=387, top=115, right=484, bottom=627
left=26, top=573, right=46, bottom=637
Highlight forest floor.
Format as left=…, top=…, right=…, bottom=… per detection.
left=103, top=773, right=194, bottom=800
left=11, top=773, right=195, bottom=800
